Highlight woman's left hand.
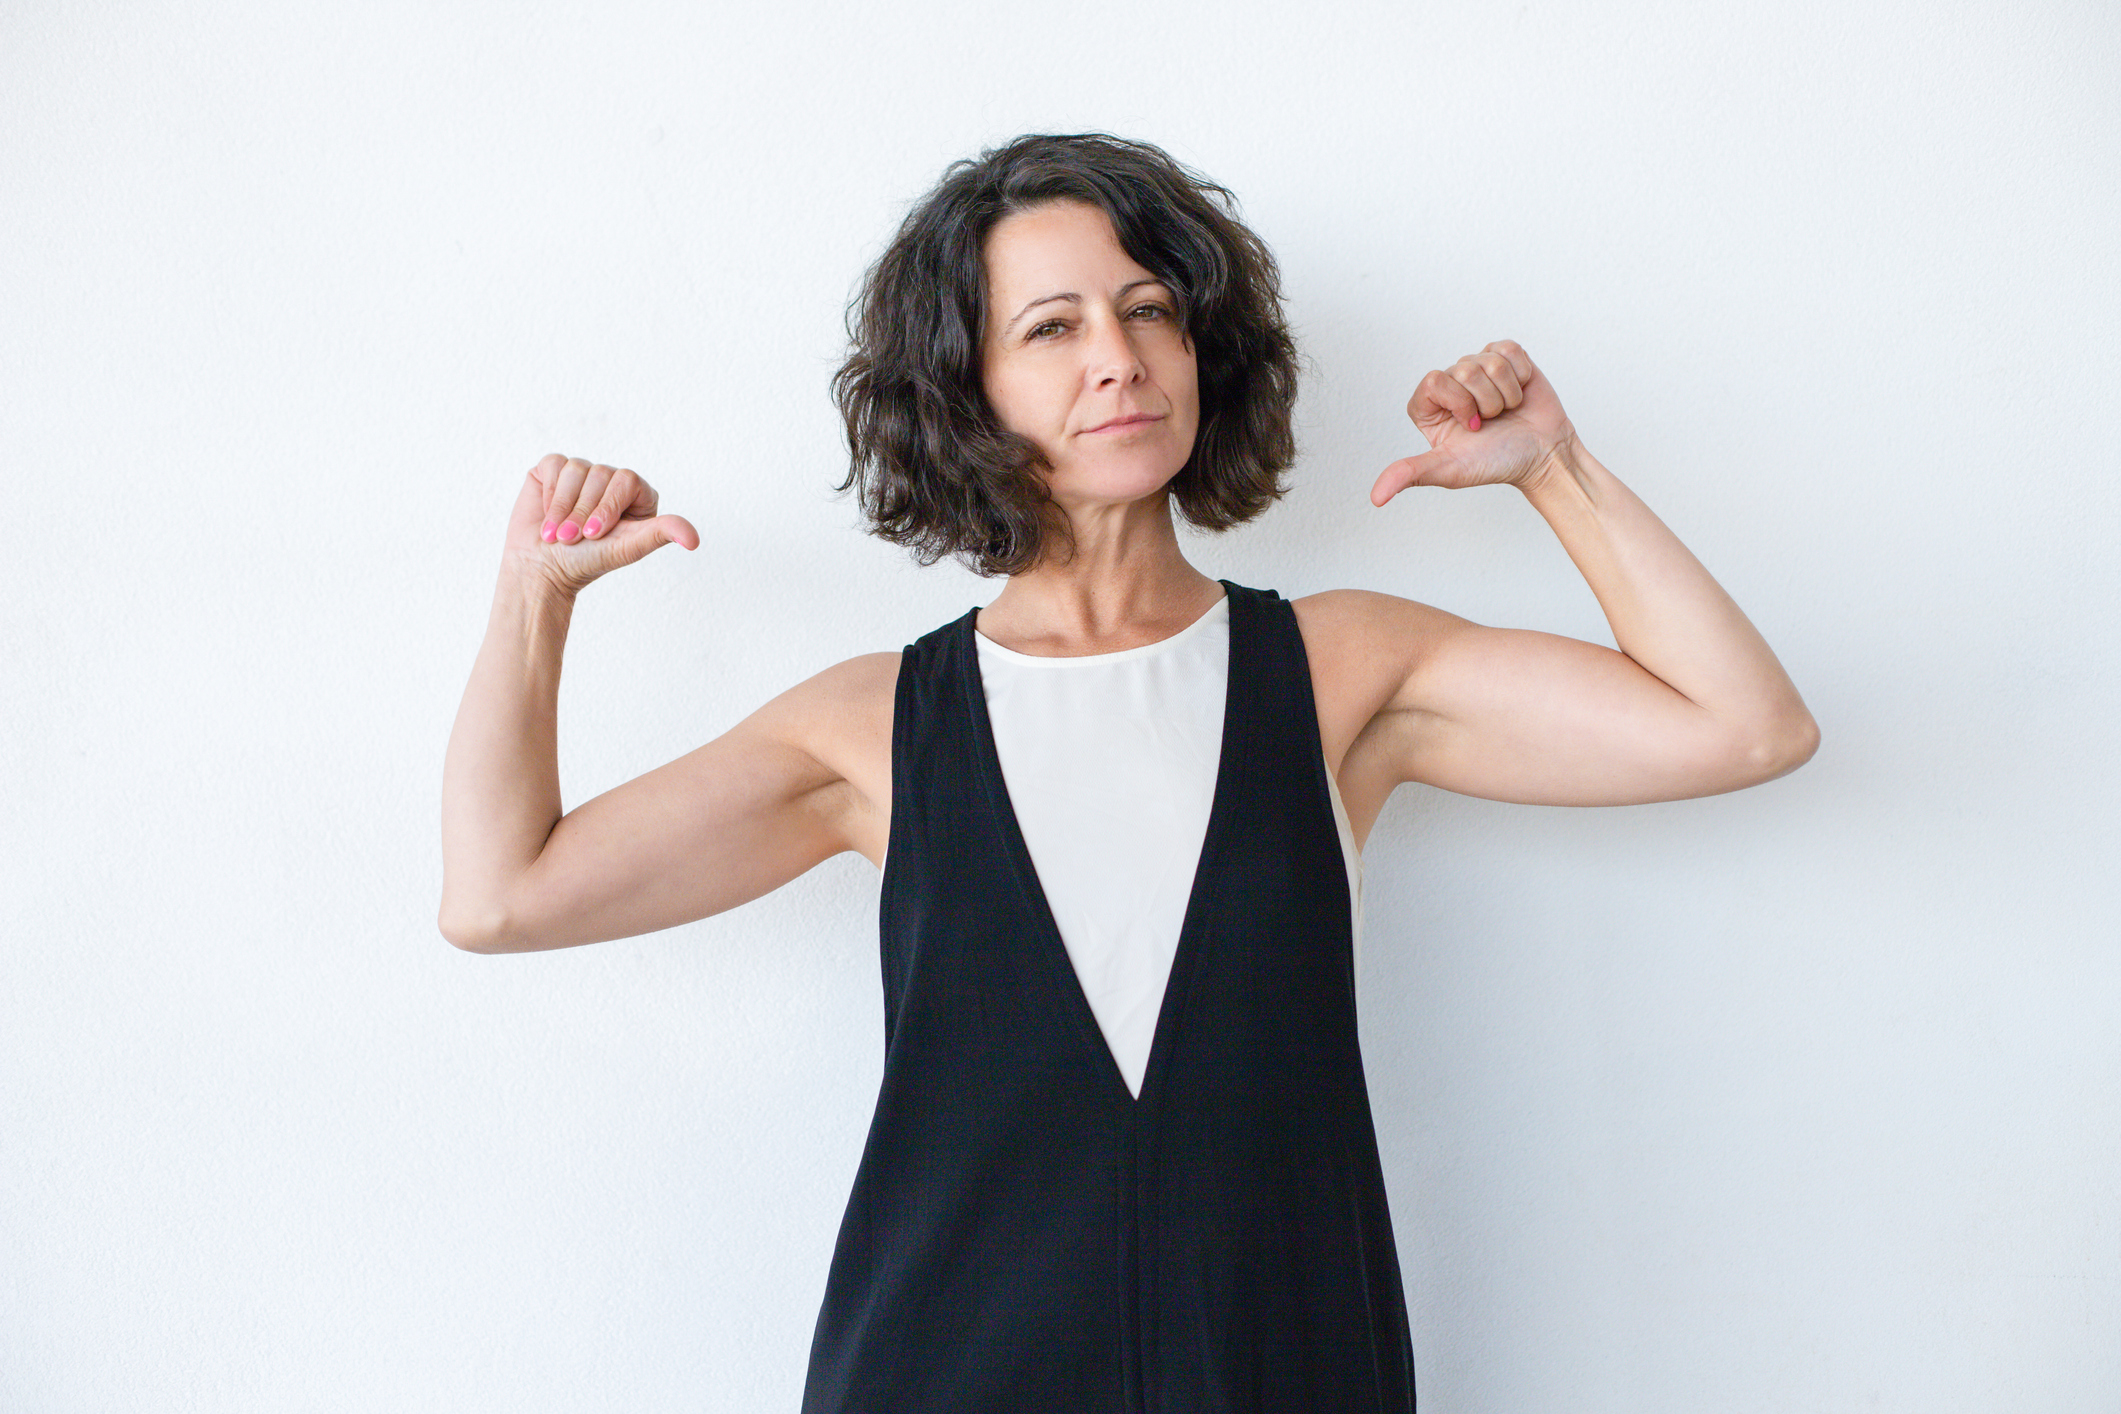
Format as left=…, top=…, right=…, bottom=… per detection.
left=1369, top=339, right=1580, bottom=506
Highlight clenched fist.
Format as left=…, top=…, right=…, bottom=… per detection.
left=503, top=454, right=700, bottom=595
left=1370, top=339, right=1582, bottom=506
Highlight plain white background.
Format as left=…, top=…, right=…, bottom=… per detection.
left=4, top=1, right=2116, bottom=1409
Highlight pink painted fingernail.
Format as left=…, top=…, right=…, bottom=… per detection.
left=1469, top=413, right=1482, bottom=432
left=541, top=520, right=555, bottom=542
left=559, top=520, right=579, bottom=541
left=584, top=516, right=603, bottom=536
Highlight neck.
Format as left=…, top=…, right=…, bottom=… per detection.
left=977, top=492, right=1224, bottom=656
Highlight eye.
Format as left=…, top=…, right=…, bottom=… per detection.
left=1026, top=319, right=1067, bottom=340
left=1127, top=302, right=1172, bottom=322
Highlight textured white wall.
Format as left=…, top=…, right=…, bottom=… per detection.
left=5, top=1, right=2116, bottom=1409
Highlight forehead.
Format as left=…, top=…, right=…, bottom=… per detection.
left=981, top=200, right=1158, bottom=298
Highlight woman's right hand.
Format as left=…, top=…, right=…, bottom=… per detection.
left=503, top=453, right=700, bottom=595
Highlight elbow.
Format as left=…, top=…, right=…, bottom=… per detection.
left=438, top=900, right=512, bottom=954
left=1739, top=710, right=1820, bottom=784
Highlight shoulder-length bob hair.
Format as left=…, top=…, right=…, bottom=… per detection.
left=833, top=133, right=1299, bottom=577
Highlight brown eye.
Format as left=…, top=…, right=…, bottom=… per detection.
left=1028, top=320, right=1065, bottom=340
left=1128, top=303, right=1173, bottom=323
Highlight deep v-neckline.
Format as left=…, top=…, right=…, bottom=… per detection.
left=959, top=582, right=1244, bottom=1110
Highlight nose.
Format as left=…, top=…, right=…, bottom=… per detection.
left=1083, top=309, right=1146, bottom=389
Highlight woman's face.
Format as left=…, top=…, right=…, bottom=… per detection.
left=979, top=200, right=1200, bottom=514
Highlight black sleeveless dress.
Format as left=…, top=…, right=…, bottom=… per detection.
left=800, top=581, right=1417, bottom=1413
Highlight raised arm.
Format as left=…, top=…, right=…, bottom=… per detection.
left=438, top=456, right=893, bottom=954
left=1330, top=341, right=1817, bottom=808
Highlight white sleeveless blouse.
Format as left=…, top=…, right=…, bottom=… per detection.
left=973, top=593, right=1364, bottom=1099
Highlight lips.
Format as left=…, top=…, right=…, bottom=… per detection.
left=1083, top=413, right=1163, bottom=434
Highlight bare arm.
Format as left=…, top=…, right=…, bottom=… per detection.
left=1340, top=342, right=1817, bottom=807
left=438, top=456, right=892, bottom=954
left=437, top=562, right=574, bottom=948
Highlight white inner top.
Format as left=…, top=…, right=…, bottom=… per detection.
left=974, top=592, right=1364, bottom=1099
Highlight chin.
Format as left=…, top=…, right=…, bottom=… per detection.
left=1048, top=461, right=1186, bottom=508
left=1049, top=441, right=1190, bottom=500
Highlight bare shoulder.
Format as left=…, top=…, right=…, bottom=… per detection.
left=770, top=649, right=902, bottom=725
left=1290, top=589, right=1470, bottom=761
left=1291, top=587, right=1466, bottom=657
left=745, top=649, right=900, bottom=812
left=750, top=648, right=899, bottom=719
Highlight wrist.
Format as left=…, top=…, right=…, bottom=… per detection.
left=498, top=550, right=579, bottom=606
left=1518, top=429, right=1600, bottom=509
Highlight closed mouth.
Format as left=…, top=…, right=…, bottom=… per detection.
left=1084, top=413, right=1163, bottom=434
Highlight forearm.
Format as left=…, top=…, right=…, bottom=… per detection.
left=1519, top=437, right=1816, bottom=752
left=438, top=566, right=575, bottom=945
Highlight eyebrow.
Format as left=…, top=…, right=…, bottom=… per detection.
left=1000, top=279, right=1167, bottom=339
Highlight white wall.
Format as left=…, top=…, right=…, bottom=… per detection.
left=5, top=1, right=2116, bottom=1409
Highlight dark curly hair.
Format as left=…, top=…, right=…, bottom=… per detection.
left=832, top=133, right=1300, bottom=577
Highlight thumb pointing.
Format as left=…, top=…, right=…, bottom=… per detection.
left=596, top=514, right=697, bottom=570
left=653, top=514, right=700, bottom=551
left=1370, top=449, right=1456, bottom=506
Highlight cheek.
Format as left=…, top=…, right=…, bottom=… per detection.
left=1167, top=349, right=1202, bottom=421
left=992, top=370, right=1077, bottom=447
left=982, top=363, right=1041, bottom=435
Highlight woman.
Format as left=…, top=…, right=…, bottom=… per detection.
left=440, top=133, right=1817, bottom=1412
